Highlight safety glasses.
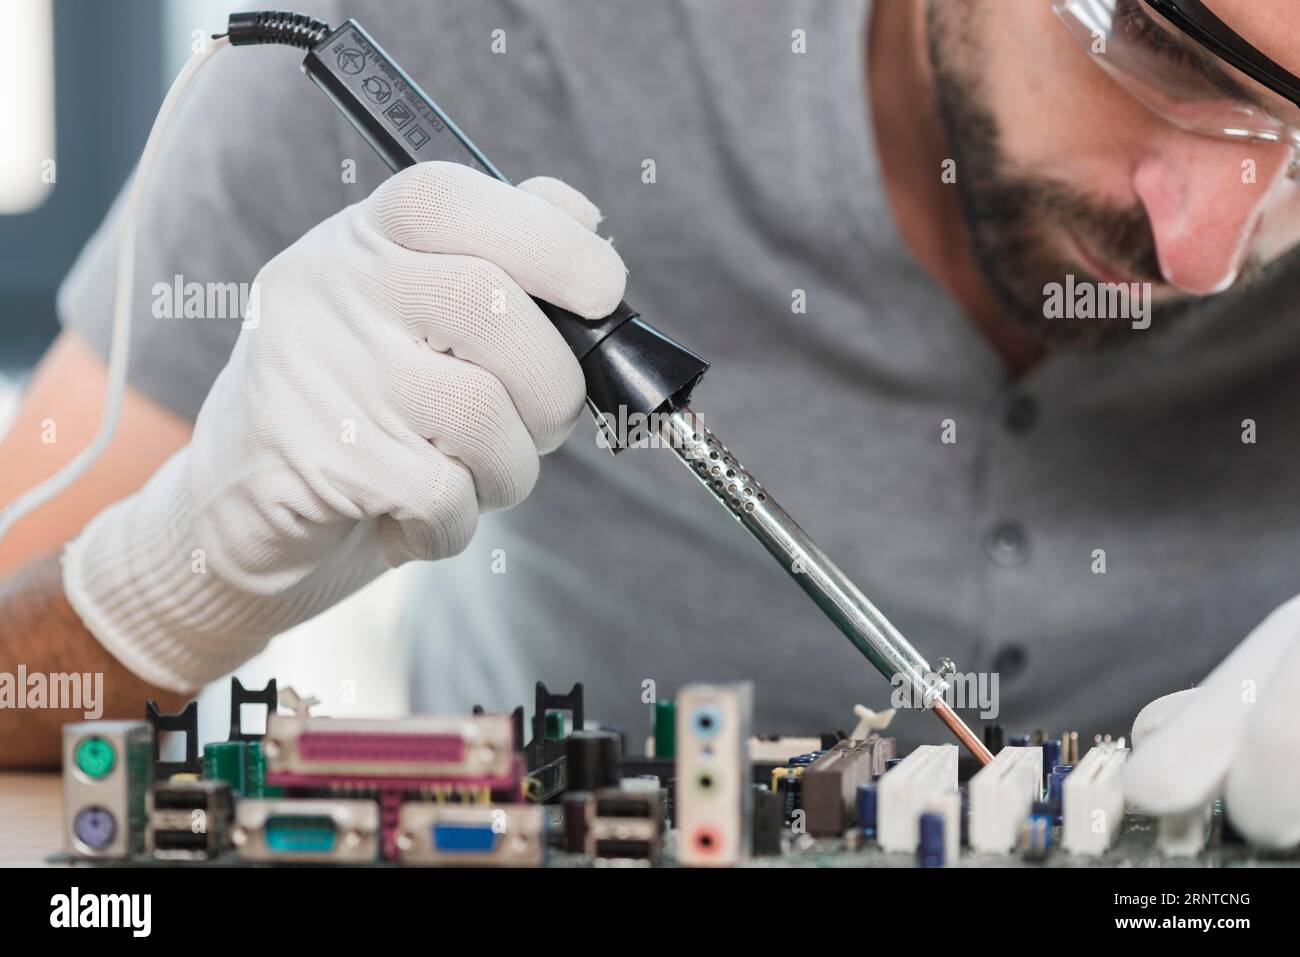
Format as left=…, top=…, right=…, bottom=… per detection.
left=1054, top=0, right=1300, bottom=177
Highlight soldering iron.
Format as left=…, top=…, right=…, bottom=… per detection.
left=221, top=10, right=994, bottom=765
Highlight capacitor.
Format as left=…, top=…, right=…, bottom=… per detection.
left=856, top=783, right=878, bottom=840
left=202, top=741, right=245, bottom=795
left=982, top=724, right=1005, bottom=754
left=1023, top=800, right=1054, bottom=860
left=653, top=700, right=676, bottom=759
left=1009, top=734, right=1032, bottom=748
left=565, top=729, right=622, bottom=792
left=1041, top=739, right=1062, bottom=783
left=752, top=786, right=785, bottom=856
left=918, top=811, right=945, bottom=867
left=1048, top=768, right=1071, bottom=823
left=562, top=792, right=591, bottom=853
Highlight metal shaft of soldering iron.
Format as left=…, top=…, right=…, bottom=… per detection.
left=660, top=407, right=994, bottom=766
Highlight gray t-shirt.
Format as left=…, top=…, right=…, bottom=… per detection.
left=59, top=0, right=1300, bottom=748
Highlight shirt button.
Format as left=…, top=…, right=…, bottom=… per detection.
left=1005, top=395, right=1038, bottom=433
left=992, top=645, right=1027, bottom=680
left=984, top=521, right=1029, bottom=566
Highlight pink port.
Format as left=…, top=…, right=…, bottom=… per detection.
left=297, top=732, right=465, bottom=764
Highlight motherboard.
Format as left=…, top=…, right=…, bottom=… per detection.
left=54, top=677, right=1298, bottom=869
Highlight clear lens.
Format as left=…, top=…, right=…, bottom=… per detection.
left=1054, top=0, right=1300, bottom=152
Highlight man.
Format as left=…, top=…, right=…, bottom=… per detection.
left=1, top=0, right=1299, bottom=826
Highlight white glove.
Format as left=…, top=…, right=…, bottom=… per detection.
left=62, top=161, right=626, bottom=692
left=1122, top=594, right=1300, bottom=849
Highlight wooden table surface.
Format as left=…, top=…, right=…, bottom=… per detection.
left=0, top=773, right=64, bottom=866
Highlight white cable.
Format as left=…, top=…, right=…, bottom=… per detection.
left=0, top=35, right=230, bottom=546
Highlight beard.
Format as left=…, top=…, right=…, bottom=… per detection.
left=923, top=3, right=1263, bottom=345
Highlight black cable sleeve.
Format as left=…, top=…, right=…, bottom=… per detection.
left=223, top=11, right=331, bottom=48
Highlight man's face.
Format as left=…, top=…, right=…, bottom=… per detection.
left=928, top=0, right=1300, bottom=340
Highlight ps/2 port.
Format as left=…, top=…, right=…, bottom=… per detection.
left=74, top=736, right=116, bottom=780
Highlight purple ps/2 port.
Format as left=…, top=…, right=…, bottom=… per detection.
left=73, top=806, right=118, bottom=851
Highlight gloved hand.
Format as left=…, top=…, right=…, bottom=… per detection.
left=1122, top=594, right=1300, bottom=849
left=61, top=161, right=626, bottom=691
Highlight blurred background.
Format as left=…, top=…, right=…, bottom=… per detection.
left=1, top=0, right=410, bottom=745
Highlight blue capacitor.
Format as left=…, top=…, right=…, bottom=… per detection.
left=856, top=783, right=878, bottom=839
left=1048, top=769, right=1069, bottom=823
left=1042, top=740, right=1062, bottom=782
left=1009, top=734, right=1032, bottom=747
left=788, top=752, right=819, bottom=767
left=1024, top=817, right=1052, bottom=859
left=1023, top=800, right=1054, bottom=860
left=918, top=812, right=945, bottom=868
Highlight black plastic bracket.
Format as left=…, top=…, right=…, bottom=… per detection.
left=228, top=677, right=278, bottom=742
left=145, top=699, right=200, bottom=780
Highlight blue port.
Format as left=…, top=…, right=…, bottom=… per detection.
left=691, top=704, right=723, bottom=739
left=265, top=815, right=337, bottom=853
left=433, top=822, right=497, bottom=853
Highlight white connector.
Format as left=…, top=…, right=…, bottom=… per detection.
left=969, top=746, right=1043, bottom=854
left=1063, top=744, right=1128, bottom=857
left=878, top=744, right=958, bottom=853
left=1158, top=803, right=1212, bottom=858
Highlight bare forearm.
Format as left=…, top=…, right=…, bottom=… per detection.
left=0, top=554, right=188, bottom=768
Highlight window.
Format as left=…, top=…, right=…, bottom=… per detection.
left=0, top=0, right=55, bottom=214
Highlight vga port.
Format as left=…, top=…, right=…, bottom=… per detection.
left=397, top=804, right=544, bottom=866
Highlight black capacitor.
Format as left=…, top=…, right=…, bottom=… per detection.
left=752, top=786, right=785, bottom=856
left=565, top=730, right=622, bottom=792
left=982, top=724, right=1005, bottom=754
left=562, top=792, right=592, bottom=853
